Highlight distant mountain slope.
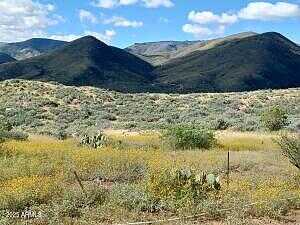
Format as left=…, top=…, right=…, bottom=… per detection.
left=0, top=36, right=155, bottom=92
left=126, top=40, right=201, bottom=65
left=155, top=32, right=300, bottom=92
left=0, top=53, right=16, bottom=64
left=0, top=38, right=67, bottom=60
left=126, top=32, right=257, bottom=65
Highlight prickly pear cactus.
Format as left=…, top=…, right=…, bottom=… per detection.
left=206, top=173, right=221, bottom=190
left=80, top=132, right=107, bottom=149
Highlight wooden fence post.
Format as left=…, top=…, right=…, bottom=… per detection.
left=73, top=170, right=87, bottom=197
left=227, top=151, right=230, bottom=186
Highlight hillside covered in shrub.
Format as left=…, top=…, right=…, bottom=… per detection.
left=0, top=79, right=299, bottom=136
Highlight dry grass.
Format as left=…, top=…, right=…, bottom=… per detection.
left=216, top=131, right=280, bottom=151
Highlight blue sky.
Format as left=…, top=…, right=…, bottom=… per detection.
left=0, top=0, right=299, bottom=47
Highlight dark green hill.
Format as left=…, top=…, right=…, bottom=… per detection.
left=155, top=32, right=300, bottom=92
left=0, top=36, right=155, bottom=92
left=0, top=53, right=16, bottom=64
left=0, top=38, right=67, bottom=60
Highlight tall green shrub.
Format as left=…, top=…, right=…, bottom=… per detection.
left=164, top=125, right=216, bottom=150
left=260, top=106, right=289, bottom=131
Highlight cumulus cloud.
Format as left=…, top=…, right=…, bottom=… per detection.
left=49, top=30, right=116, bottom=44
left=238, top=2, right=300, bottom=20
left=92, top=0, right=173, bottom=8
left=103, top=16, right=143, bottom=27
left=188, top=11, right=238, bottom=25
left=79, top=10, right=98, bottom=23
left=183, top=1, right=300, bottom=38
left=183, top=11, right=237, bottom=38
left=0, top=0, right=62, bottom=42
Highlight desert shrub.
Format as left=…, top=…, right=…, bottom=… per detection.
left=53, top=130, right=68, bottom=140
left=236, top=117, right=260, bottom=132
left=109, top=184, right=156, bottom=212
left=0, top=116, right=28, bottom=142
left=2, top=131, right=29, bottom=141
left=0, top=116, right=12, bottom=132
left=164, top=125, right=216, bottom=150
left=212, top=118, right=231, bottom=130
left=277, top=134, right=300, bottom=169
left=59, top=185, right=108, bottom=218
left=260, top=106, right=289, bottom=131
left=0, top=116, right=12, bottom=143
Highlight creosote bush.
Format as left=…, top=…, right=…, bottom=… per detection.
left=164, top=125, right=216, bottom=150
left=260, top=106, right=289, bottom=131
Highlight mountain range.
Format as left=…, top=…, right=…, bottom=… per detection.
left=0, top=32, right=299, bottom=93
left=0, top=38, right=66, bottom=60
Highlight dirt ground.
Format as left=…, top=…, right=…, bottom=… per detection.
left=183, top=210, right=300, bottom=225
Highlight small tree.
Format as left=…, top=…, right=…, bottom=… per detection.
left=277, top=134, right=300, bottom=169
left=260, top=106, right=289, bottom=131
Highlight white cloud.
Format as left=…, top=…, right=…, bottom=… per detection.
left=238, top=2, right=300, bottom=20
left=142, top=0, right=174, bottom=8
left=188, top=11, right=238, bottom=25
left=92, top=0, right=117, bottom=8
left=0, top=0, right=62, bottom=42
left=183, top=2, right=300, bottom=38
left=104, top=16, right=143, bottom=27
left=120, top=0, right=139, bottom=5
left=78, top=10, right=143, bottom=28
left=183, top=10, right=237, bottom=38
left=92, top=0, right=173, bottom=8
left=49, top=30, right=116, bottom=44
left=92, top=0, right=138, bottom=8
left=79, top=9, right=98, bottom=23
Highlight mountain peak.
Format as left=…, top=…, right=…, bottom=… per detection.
left=0, top=35, right=154, bottom=93
left=71, top=35, right=106, bottom=45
